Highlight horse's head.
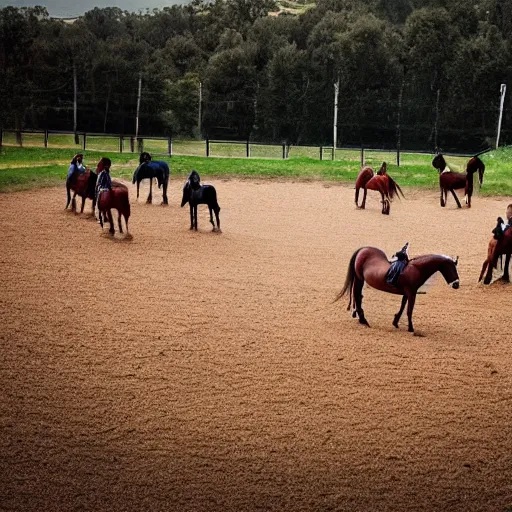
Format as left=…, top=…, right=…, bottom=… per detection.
left=377, top=162, right=387, bottom=175
left=96, top=157, right=112, bottom=174
left=181, top=180, right=191, bottom=207
left=139, top=152, right=152, bottom=165
left=441, top=255, right=460, bottom=289
left=188, top=170, right=201, bottom=190
left=432, top=154, right=446, bottom=173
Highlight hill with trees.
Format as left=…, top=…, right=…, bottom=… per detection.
left=1, top=0, right=511, bottom=152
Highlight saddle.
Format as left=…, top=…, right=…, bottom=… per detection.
left=385, top=243, right=409, bottom=287
left=492, top=217, right=512, bottom=240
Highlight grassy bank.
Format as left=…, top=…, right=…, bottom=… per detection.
left=0, top=145, right=510, bottom=196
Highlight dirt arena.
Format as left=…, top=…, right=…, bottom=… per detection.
left=1, top=178, right=511, bottom=512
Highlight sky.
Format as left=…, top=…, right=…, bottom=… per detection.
left=0, top=0, right=187, bottom=17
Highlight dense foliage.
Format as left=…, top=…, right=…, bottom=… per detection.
left=1, top=0, right=511, bottom=151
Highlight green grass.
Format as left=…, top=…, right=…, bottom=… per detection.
left=0, top=144, right=510, bottom=196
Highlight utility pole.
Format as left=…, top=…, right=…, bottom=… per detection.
left=198, top=81, right=202, bottom=135
left=434, top=88, right=440, bottom=152
left=73, top=63, right=78, bottom=144
left=135, top=72, right=142, bottom=139
left=333, top=77, right=340, bottom=160
left=496, top=83, right=507, bottom=149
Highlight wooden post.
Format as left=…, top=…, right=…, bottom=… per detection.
left=282, top=144, right=286, bottom=159
left=0, top=128, right=3, bottom=148
left=396, top=78, right=404, bottom=167
left=206, top=138, right=210, bottom=157
left=360, top=146, right=364, bottom=167
left=168, top=137, right=172, bottom=156
left=333, top=77, right=339, bottom=161
left=198, top=81, right=202, bottom=135
left=73, top=64, right=79, bottom=145
left=497, top=84, right=507, bottom=149
left=320, top=146, right=323, bottom=161
left=246, top=141, right=250, bottom=158
left=135, top=72, right=142, bottom=140
left=119, top=136, right=123, bottom=153
left=434, top=88, right=440, bottom=152
left=83, top=133, right=86, bottom=151
left=44, top=130, right=48, bottom=148
left=130, top=136, right=135, bottom=153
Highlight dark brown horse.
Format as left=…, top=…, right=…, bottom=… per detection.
left=334, top=246, right=459, bottom=333
left=480, top=227, right=512, bottom=284
left=66, top=169, right=97, bottom=214
left=432, top=154, right=485, bottom=208
left=354, top=162, right=404, bottom=214
left=97, top=184, right=131, bottom=236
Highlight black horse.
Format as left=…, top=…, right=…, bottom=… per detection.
left=132, top=152, right=170, bottom=205
left=181, top=170, right=221, bottom=232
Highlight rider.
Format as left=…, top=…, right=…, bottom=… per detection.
left=492, top=204, right=512, bottom=239
left=66, top=153, right=87, bottom=181
left=95, top=158, right=112, bottom=214
left=385, top=242, right=410, bottom=287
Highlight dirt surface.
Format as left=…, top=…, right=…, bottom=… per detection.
left=1, top=179, right=511, bottom=512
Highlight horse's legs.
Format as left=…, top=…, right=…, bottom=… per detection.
left=193, top=205, right=198, bottom=231
left=147, top=178, right=153, bottom=204
left=450, top=188, right=462, bottom=208
left=393, top=295, right=408, bottom=328
left=162, top=183, right=168, bottom=205
left=71, top=192, right=78, bottom=212
left=107, top=210, right=115, bottom=235
left=98, top=209, right=104, bottom=229
left=361, top=188, right=367, bottom=209
left=80, top=196, right=86, bottom=213
left=189, top=204, right=194, bottom=230
left=118, top=211, right=123, bottom=234
left=353, top=278, right=369, bottom=327
left=137, top=181, right=140, bottom=199
left=355, top=187, right=360, bottom=207
left=502, top=253, right=511, bottom=282
left=440, top=186, right=445, bottom=207
left=209, top=206, right=215, bottom=231
left=406, top=292, right=417, bottom=332
left=214, top=207, right=221, bottom=232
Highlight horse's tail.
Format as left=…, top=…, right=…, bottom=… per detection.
left=387, top=176, right=405, bottom=200
left=333, top=248, right=361, bottom=311
left=119, top=189, right=131, bottom=225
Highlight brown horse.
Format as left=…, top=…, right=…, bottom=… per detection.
left=334, top=246, right=459, bottom=333
left=480, top=228, right=512, bottom=284
left=97, top=186, right=131, bottom=236
left=431, top=154, right=485, bottom=208
left=354, top=162, right=404, bottom=214
left=66, top=169, right=97, bottom=214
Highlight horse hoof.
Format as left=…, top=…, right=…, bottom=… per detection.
left=392, top=319, right=399, bottom=328
left=359, top=318, right=370, bottom=327
left=483, top=278, right=491, bottom=285
left=408, top=327, right=414, bottom=333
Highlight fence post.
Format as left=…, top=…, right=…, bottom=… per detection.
left=0, top=128, right=3, bottom=148
left=282, top=144, right=286, bottom=159
left=320, top=146, right=323, bottom=161
left=82, top=133, right=86, bottom=151
left=168, top=137, right=172, bottom=156
left=360, top=146, right=365, bottom=167
left=396, top=148, right=400, bottom=167
left=246, top=141, right=250, bottom=158
left=119, top=136, right=123, bottom=153
left=44, top=130, right=48, bottom=148
left=130, top=136, right=135, bottom=153
left=137, top=137, right=143, bottom=154
left=206, top=138, right=210, bottom=157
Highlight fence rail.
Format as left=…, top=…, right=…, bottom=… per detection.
left=0, top=129, right=477, bottom=166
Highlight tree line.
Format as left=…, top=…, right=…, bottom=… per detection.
left=1, top=0, right=511, bottom=152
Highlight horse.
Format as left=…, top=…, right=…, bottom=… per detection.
left=334, top=246, right=459, bottom=333
left=181, top=170, right=221, bottom=232
left=480, top=223, right=512, bottom=284
left=132, top=152, right=170, bottom=205
left=354, top=162, right=404, bottom=214
left=66, top=168, right=97, bottom=214
left=431, top=154, right=485, bottom=208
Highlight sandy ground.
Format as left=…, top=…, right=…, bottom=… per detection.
left=0, top=178, right=511, bottom=512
